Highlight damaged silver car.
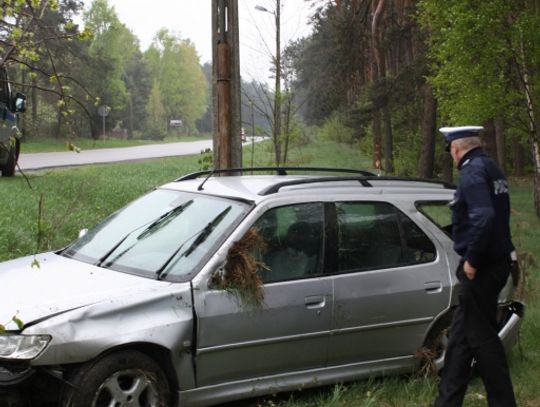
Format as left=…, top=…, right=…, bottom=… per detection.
left=0, top=168, right=524, bottom=406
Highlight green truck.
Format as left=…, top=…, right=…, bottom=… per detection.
left=0, top=65, right=26, bottom=176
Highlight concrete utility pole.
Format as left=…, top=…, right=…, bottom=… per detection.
left=212, top=0, right=242, bottom=170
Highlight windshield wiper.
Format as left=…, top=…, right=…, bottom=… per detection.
left=156, top=205, right=232, bottom=280
left=137, top=200, right=193, bottom=239
left=96, top=229, right=138, bottom=267
left=182, top=205, right=232, bottom=257
left=97, top=200, right=193, bottom=268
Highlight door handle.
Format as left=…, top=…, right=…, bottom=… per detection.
left=424, top=281, right=442, bottom=293
left=305, top=295, right=326, bottom=309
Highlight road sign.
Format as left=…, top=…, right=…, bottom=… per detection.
left=98, top=105, right=110, bottom=138
left=97, top=105, right=110, bottom=117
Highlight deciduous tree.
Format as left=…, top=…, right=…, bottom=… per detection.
left=145, top=29, right=208, bottom=135
left=419, top=0, right=540, bottom=215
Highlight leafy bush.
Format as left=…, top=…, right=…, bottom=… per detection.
left=318, top=112, right=357, bottom=145
left=143, top=122, right=167, bottom=140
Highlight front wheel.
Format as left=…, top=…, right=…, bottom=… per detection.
left=62, top=351, right=171, bottom=407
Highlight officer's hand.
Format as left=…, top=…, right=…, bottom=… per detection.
left=464, top=261, right=477, bottom=280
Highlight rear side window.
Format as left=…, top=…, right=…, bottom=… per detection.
left=417, top=201, right=453, bottom=238
left=336, top=202, right=436, bottom=273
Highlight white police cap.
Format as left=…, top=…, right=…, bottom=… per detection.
left=440, top=126, right=484, bottom=143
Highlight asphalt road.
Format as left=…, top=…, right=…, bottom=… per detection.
left=17, top=140, right=214, bottom=172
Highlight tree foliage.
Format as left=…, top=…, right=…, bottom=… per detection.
left=1, top=0, right=209, bottom=141
left=290, top=0, right=429, bottom=175
left=5, top=0, right=540, bottom=214
left=419, top=0, right=540, bottom=214
left=84, top=0, right=132, bottom=106
left=145, top=80, right=167, bottom=140
left=145, top=29, right=208, bottom=135
left=289, top=0, right=540, bottom=213
left=418, top=1, right=521, bottom=125
left=1, top=0, right=92, bottom=137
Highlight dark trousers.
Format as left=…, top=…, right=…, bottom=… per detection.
left=434, top=259, right=516, bottom=407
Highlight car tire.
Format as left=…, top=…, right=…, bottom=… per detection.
left=61, top=350, right=171, bottom=407
left=1, top=140, right=19, bottom=177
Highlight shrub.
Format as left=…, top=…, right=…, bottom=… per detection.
left=319, top=112, right=357, bottom=145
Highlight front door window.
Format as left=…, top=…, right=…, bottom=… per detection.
left=253, top=203, right=325, bottom=283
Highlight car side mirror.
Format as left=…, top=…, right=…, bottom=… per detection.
left=14, top=93, right=26, bottom=113
left=78, top=228, right=88, bottom=238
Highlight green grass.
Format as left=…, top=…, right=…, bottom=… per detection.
left=0, top=138, right=538, bottom=406
left=244, top=138, right=373, bottom=170
left=1, top=139, right=370, bottom=260
left=20, top=134, right=212, bottom=153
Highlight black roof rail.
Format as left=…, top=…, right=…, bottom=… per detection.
left=258, top=176, right=456, bottom=196
left=176, top=167, right=375, bottom=181
left=175, top=167, right=376, bottom=191
left=366, top=176, right=456, bottom=189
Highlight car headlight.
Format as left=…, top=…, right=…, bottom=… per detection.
left=0, top=335, right=51, bottom=360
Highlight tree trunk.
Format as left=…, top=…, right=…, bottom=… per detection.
left=441, top=152, right=454, bottom=184
left=532, top=137, right=540, bottom=216
left=56, top=102, right=62, bottom=139
left=371, top=0, right=388, bottom=173
left=418, top=84, right=437, bottom=178
left=382, top=103, right=394, bottom=173
left=518, top=36, right=540, bottom=215
left=494, top=117, right=505, bottom=171
left=372, top=0, right=387, bottom=80
left=282, top=94, right=292, bottom=165
left=372, top=109, right=382, bottom=172
left=128, top=95, right=134, bottom=140
left=32, top=77, right=38, bottom=135
left=483, top=119, right=498, bottom=160
left=513, top=136, right=525, bottom=176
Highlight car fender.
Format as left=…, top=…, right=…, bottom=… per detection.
left=24, top=283, right=196, bottom=390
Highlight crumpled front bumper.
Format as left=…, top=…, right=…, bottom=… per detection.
left=499, top=300, right=525, bottom=354
left=433, top=300, right=525, bottom=372
left=0, top=363, right=34, bottom=406
left=0, top=363, right=61, bottom=406
left=0, top=362, right=34, bottom=386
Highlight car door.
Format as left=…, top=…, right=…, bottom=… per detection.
left=192, top=202, right=333, bottom=387
left=327, top=200, right=451, bottom=365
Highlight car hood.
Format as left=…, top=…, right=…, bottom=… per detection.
left=0, top=252, right=170, bottom=330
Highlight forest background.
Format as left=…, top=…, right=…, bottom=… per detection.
left=2, top=1, right=540, bottom=405
left=2, top=0, right=540, bottom=213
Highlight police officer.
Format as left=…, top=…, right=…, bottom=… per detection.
left=434, top=126, right=517, bottom=407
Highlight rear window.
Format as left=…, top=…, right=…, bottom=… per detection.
left=416, top=201, right=453, bottom=238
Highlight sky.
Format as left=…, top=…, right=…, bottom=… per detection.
left=82, top=0, right=314, bottom=83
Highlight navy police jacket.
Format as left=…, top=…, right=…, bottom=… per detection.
left=450, top=147, right=514, bottom=268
